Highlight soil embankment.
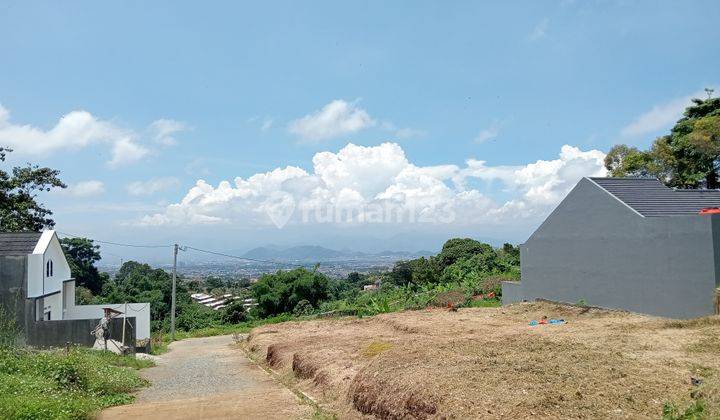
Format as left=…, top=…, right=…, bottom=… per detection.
left=246, top=302, right=720, bottom=419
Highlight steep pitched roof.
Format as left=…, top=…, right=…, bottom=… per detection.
left=588, top=177, right=720, bottom=217
left=0, top=232, right=43, bottom=256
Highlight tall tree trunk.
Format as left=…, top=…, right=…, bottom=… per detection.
left=707, top=171, right=719, bottom=189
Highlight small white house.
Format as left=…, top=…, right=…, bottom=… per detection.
left=0, top=230, right=151, bottom=344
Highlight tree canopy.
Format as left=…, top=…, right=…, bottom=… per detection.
left=605, top=95, right=720, bottom=188
left=59, top=237, right=109, bottom=295
left=251, top=268, right=330, bottom=317
left=0, top=147, right=66, bottom=231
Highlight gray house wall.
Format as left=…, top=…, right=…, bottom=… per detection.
left=1, top=255, right=138, bottom=350
left=506, top=178, right=717, bottom=319
left=0, top=256, right=29, bottom=345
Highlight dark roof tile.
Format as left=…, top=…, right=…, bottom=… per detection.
left=589, top=177, right=720, bottom=216
left=0, top=232, right=43, bottom=256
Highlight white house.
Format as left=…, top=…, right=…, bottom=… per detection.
left=0, top=230, right=151, bottom=344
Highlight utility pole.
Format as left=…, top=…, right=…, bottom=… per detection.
left=171, top=243, right=178, bottom=341
left=122, top=302, right=127, bottom=346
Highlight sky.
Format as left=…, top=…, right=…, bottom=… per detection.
left=1, top=1, right=719, bottom=263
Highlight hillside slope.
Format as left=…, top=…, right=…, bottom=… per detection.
left=245, top=302, right=720, bottom=419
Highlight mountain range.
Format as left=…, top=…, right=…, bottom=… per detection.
left=241, top=245, right=434, bottom=262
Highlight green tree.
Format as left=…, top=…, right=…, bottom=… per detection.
left=204, top=276, right=225, bottom=291
left=106, top=261, right=190, bottom=331
left=0, top=147, right=66, bottom=231
left=222, top=300, right=248, bottom=324
left=605, top=95, right=720, bottom=188
left=436, top=238, right=493, bottom=271
left=251, top=268, right=330, bottom=317
left=59, top=237, right=109, bottom=296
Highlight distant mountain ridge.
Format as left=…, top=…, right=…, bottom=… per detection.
left=241, top=245, right=434, bottom=261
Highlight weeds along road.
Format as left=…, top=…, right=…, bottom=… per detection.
left=100, top=335, right=312, bottom=420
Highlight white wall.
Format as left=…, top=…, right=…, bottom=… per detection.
left=27, top=231, right=72, bottom=298
left=41, top=233, right=72, bottom=296
left=42, top=293, right=63, bottom=320
left=27, top=254, right=43, bottom=297
left=64, top=281, right=151, bottom=341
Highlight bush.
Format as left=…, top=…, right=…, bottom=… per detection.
left=222, top=300, right=248, bottom=324
left=292, top=299, right=314, bottom=316
left=175, top=302, right=220, bottom=331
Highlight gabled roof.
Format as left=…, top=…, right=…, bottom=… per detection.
left=588, top=177, right=720, bottom=217
left=0, top=232, right=43, bottom=256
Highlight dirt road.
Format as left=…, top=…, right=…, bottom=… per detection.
left=100, top=335, right=312, bottom=420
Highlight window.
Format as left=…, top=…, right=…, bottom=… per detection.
left=46, top=260, right=53, bottom=277
left=50, top=260, right=53, bottom=277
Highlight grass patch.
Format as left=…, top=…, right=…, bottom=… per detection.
left=152, top=313, right=300, bottom=354
left=0, top=346, right=151, bottom=419
left=662, top=316, right=720, bottom=330
left=464, top=298, right=502, bottom=308
left=686, top=334, right=720, bottom=354
left=362, top=341, right=394, bottom=358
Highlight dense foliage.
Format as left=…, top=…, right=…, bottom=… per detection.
left=0, top=346, right=150, bottom=419
left=251, top=268, right=331, bottom=317
left=251, top=238, right=519, bottom=318
left=59, top=237, right=109, bottom=296
left=605, top=94, right=720, bottom=188
left=0, top=147, right=66, bottom=231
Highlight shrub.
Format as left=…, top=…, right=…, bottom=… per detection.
left=175, top=302, right=220, bottom=331
left=292, top=299, right=314, bottom=316
left=222, top=300, right=249, bottom=324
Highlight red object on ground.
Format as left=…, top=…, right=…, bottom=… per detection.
left=487, top=292, right=496, bottom=299
left=700, top=207, right=720, bottom=215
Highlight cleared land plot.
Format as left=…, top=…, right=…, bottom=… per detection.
left=246, top=302, right=720, bottom=419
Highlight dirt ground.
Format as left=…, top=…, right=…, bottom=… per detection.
left=245, top=302, right=720, bottom=419
left=100, top=335, right=313, bottom=419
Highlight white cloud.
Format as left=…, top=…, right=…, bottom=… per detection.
left=108, top=137, right=149, bottom=168
left=58, top=180, right=106, bottom=197
left=0, top=103, right=182, bottom=167
left=620, top=90, right=706, bottom=139
left=126, top=177, right=181, bottom=196
left=150, top=119, right=186, bottom=146
left=138, top=142, right=607, bottom=228
left=288, top=99, right=375, bottom=142
left=529, top=18, right=549, bottom=41
left=474, top=121, right=502, bottom=143
left=379, top=121, right=425, bottom=139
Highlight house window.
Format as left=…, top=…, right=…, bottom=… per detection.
left=46, top=260, right=53, bottom=277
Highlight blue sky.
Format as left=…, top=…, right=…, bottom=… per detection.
left=1, top=1, right=718, bottom=262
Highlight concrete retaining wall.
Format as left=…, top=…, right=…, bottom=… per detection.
left=26, top=316, right=136, bottom=349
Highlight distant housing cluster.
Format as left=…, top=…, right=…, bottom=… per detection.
left=190, top=293, right=257, bottom=311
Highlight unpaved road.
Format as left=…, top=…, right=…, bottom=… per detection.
left=100, top=335, right=312, bottom=419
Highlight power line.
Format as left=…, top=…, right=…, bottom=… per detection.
left=57, top=231, right=172, bottom=248
left=183, top=245, right=299, bottom=267
left=56, top=231, right=301, bottom=266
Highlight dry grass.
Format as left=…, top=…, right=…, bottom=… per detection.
left=361, top=342, right=394, bottom=358
left=244, top=302, right=720, bottom=419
